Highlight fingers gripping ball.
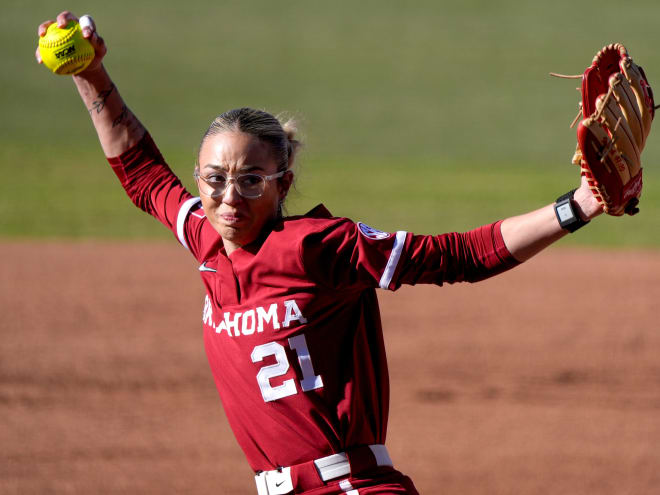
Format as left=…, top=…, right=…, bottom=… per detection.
left=39, top=20, right=94, bottom=75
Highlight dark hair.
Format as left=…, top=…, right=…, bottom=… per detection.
left=198, top=107, right=301, bottom=172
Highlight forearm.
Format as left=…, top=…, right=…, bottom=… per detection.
left=501, top=181, right=602, bottom=262
left=73, top=65, right=145, bottom=157
left=500, top=204, right=567, bottom=262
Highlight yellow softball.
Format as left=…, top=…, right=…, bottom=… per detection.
left=39, top=20, right=95, bottom=75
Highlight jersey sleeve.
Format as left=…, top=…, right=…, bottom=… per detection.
left=392, top=221, right=520, bottom=289
left=300, top=219, right=520, bottom=291
left=106, top=132, right=208, bottom=261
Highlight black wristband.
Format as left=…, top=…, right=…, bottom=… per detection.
left=554, top=189, right=590, bottom=233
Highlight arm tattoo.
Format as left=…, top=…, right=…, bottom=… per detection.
left=112, top=104, right=129, bottom=128
left=112, top=104, right=143, bottom=134
left=88, top=83, right=116, bottom=115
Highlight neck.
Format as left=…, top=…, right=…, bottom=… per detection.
left=222, top=238, right=241, bottom=256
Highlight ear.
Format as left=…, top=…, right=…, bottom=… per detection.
left=278, top=170, right=294, bottom=201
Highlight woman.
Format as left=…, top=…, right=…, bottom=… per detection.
left=37, top=11, right=602, bottom=495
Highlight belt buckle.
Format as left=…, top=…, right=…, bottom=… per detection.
left=314, top=452, right=350, bottom=482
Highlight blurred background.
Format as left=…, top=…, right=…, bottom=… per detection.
left=3, top=0, right=660, bottom=245
left=3, top=2, right=660, bottom=494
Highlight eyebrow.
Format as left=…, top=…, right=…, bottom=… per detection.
left=202, top=164, right=266, bottom=173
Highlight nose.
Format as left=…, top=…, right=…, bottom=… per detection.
left=221, top=180, right=243, bottom=205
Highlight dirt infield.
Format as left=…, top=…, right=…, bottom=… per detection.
left=2, top=241, right=659, bottom=494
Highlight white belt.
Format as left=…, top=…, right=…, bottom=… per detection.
left=255, top=444, right=393, bottom=495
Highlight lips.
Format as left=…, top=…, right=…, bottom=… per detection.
left=219, top=211, right=245, bottom=225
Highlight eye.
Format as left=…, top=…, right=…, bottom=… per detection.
left=239, top=174, right=263, bottom=187
left=206, top=174, right=227, bottom=185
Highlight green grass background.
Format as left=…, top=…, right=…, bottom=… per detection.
left=2, top=0, right=660, bottom=246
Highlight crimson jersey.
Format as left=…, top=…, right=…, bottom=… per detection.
left=108, top=133, right=519, bottom=472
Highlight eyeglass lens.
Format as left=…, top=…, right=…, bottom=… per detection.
left=200, top=173, right=265, bottom=198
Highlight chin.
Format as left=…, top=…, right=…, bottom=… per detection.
left=219, top=225, right=254, bottom=246
left=219, top=224, right=240, bottom=239
left=208, top=219, right=234, bottom=239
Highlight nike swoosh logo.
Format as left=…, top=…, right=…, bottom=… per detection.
left=275, top=481, right=285, bottom=487
left=198, top=262, right=217, bottom=273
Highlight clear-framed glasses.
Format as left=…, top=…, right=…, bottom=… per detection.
left=193, top=169, right=287, bottom=199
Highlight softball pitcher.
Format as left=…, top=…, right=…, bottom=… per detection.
left=36, top=10, right=646, bottom=495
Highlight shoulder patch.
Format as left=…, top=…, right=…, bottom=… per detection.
left=357, top=222, right=391, bottom=240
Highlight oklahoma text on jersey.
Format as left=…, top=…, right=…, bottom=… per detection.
left=203, top=296, right=307, bottom=337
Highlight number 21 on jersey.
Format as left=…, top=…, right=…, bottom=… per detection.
left=251, top=334, right=323, bottom=402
